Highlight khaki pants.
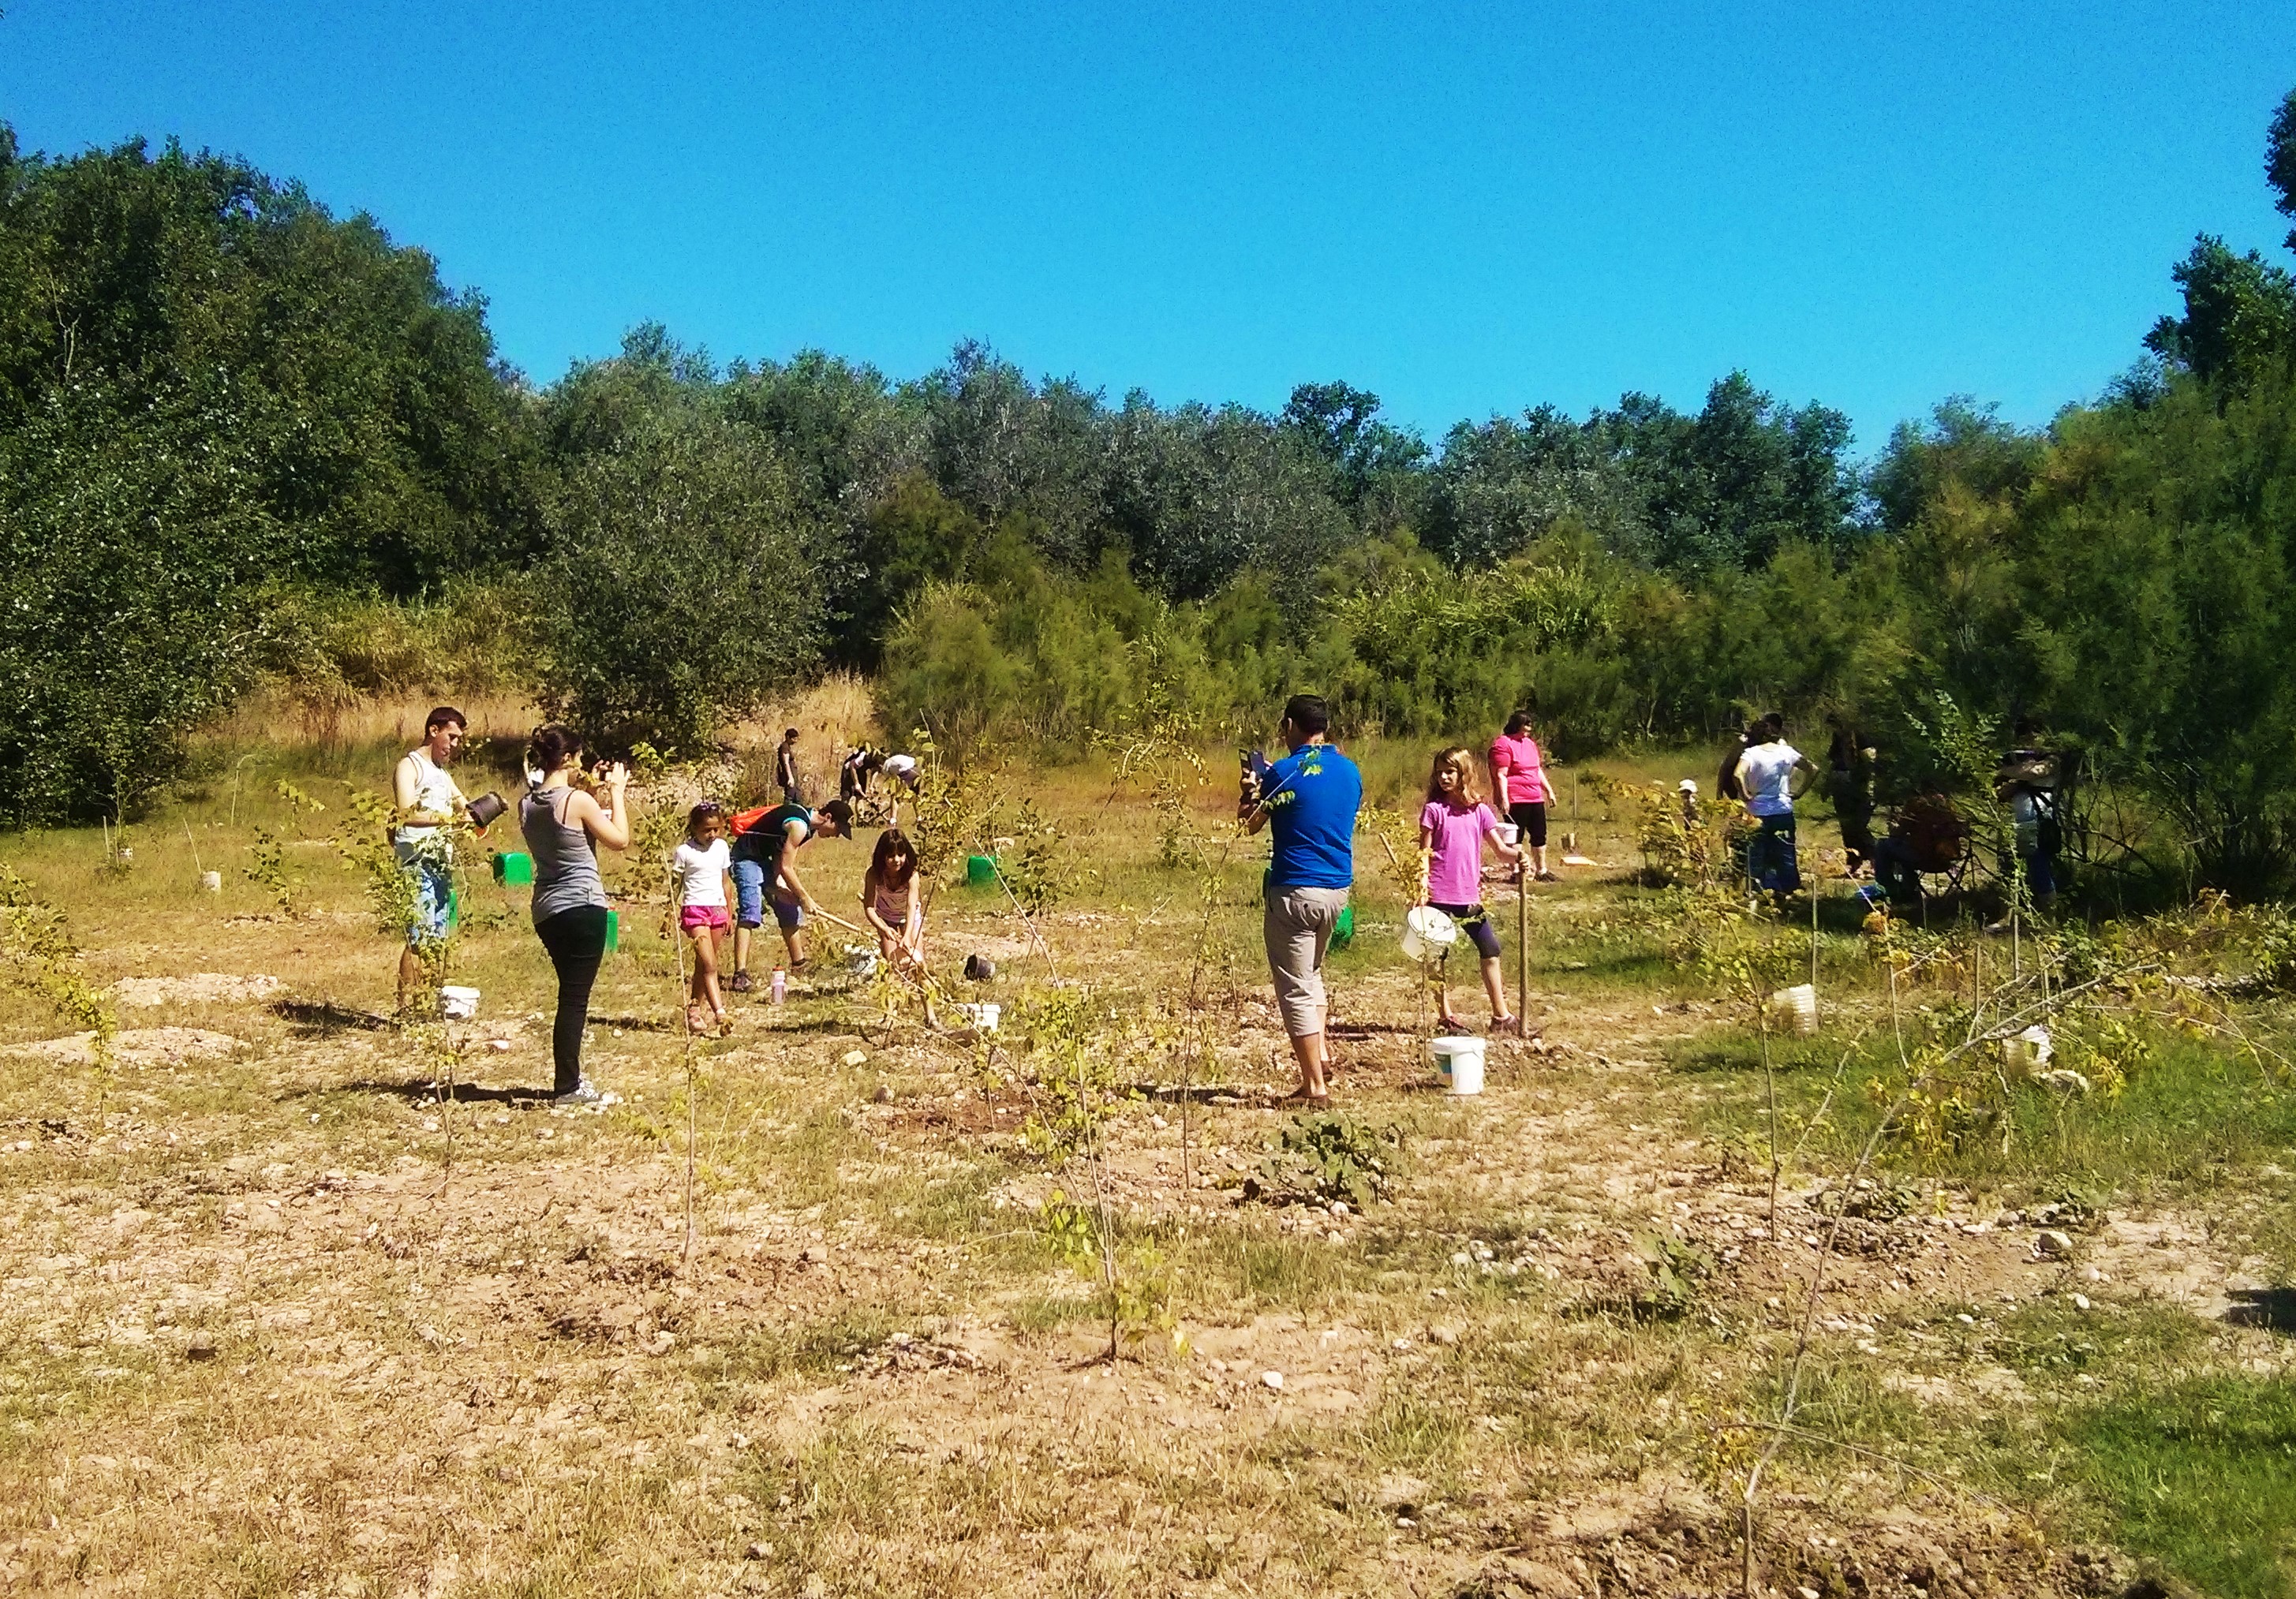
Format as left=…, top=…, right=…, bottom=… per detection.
left=1264, top=886, right=1348, bottom=1039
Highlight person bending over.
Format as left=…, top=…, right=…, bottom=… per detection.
left=765, top=798, right=853, bottom=972
left=861, top=826, right=937, bottom=1027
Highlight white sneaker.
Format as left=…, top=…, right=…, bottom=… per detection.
left=553, top=1079, right=603, bottom=1108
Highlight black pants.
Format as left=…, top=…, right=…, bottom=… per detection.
left=1508, top=801, right=1548, bottom=849
left=535, top=906, right=610, bottom=1095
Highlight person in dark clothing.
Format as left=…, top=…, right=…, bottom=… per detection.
left=756, top=797, right=854, bottom=972
left=775, top=728, right=805, bottom=805
left=1718, top=723, right=1756, bottom=886
left=1995, top=729, right=2064, bottom=913
left=518, top=726, right=631, bottom=1104
left=1826, top=716, right=1878, bottom=876
left=1716, top=725, right=1753, bottom=803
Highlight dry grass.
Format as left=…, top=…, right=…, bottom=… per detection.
left=0, top=737, right=2287, bottom=1594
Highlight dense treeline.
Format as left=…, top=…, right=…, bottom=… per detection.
left=5, top=96, right=2296, bottom=888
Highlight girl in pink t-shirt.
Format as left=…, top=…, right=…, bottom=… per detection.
left=1416, top=746, right=1523, bottom=1033
left=1489, top=709, right=1556, bottom=881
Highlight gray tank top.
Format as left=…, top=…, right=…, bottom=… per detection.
left=522, top=786, right=608, bottom=923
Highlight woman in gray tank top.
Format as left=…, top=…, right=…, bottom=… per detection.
left=519, top=726, right=630, bottom=1104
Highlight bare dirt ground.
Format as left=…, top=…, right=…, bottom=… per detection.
left=0, top=781, right=2280, bottom=1597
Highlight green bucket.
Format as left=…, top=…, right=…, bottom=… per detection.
left=492, top=850, right=534, bottom=887
left=1330, top=903, right=1355, bottom=951
left=966, top=854, right=999, bottom=887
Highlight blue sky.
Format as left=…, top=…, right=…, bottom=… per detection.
left=5, top=1, right=2294, bottom=452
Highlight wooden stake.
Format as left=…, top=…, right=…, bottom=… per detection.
left=1516, top=867, right=1529, bottom=1039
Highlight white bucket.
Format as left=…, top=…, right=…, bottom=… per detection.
left=439, top=985, right=481, bottom=1020
left=1430, top=1035, right=1485, bottom=1095
left=200, top=870, right=222, bottom=893
left=1400, top=906, right=1460, bottom=963
left=1494, top=823, right=1520, bottom=849
left=1771, top=984, right=1818, bottom=1036
left=955, top=1002, right=1001, bottom=1033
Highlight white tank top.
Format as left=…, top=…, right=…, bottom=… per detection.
left=396, top=749, right=458, bottom=841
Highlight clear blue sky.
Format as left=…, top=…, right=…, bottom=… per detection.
left=5, top=1, right=2294, bottom=452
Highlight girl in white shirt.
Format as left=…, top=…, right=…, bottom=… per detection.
left=672, top=803, right=735, bottom=1034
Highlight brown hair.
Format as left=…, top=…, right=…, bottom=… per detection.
left=869, top=827, right=918, bottom=889
left=527, top=723, right=583, bottom=775
left=1424, top=745, right=1483, bottom=806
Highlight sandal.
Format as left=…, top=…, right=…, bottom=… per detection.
left=1274, top=1090, right=1333, bottom=1110
left=1492, top=1013, right=1520, bottom=1036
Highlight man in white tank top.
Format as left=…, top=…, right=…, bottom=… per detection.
left=393, top=707, right=470, bottom=1009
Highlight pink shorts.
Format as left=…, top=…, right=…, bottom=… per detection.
left=680, top=905, right=731, bottom=933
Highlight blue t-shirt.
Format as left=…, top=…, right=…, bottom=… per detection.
left=1263, top=742, right=1361, bottom=890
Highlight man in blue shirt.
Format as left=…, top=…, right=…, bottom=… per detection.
left=1240, top=693, right=1361, bottom=1104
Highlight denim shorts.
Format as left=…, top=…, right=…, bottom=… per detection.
left=772, top=895, right=804, bottom=932
left=394, top=839, right=453, bottom=948
left=730, top=858, right=767, bottom=928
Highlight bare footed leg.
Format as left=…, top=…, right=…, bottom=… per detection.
left=1288, top=1030, right=1331, bottom=1101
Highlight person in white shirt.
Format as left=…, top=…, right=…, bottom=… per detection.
left=672, top=802, right=735, bottom=1034
left=392, top=707, right=470, bottom=1011
left=1733, top=713, right=1816, bottom=899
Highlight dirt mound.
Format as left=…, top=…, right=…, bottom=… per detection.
left=1461, top=1500, right=2078, bottom=1597
left=3, top=1026, right=243, bottom=1066
left=112, top=972, right=283, bottom=1007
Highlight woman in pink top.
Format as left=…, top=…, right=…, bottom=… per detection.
left=1490, top=709, right=1557, bottom=881
left=1417, top=746, right=1523, bottom=1033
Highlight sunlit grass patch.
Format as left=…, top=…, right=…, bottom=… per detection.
left=1681, top=1018, right=2296, bottom=1202
left=2057, top=1373, right=2296, bottom=1597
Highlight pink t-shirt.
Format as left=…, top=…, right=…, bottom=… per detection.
left=1420, top=800, right=1501, bottom=905
left=1490, top=732, right=1549, bottom=805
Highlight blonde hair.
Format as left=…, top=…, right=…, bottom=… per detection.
left=1424, top=745, right=1483, bottom=806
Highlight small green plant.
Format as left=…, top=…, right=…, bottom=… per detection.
left=1038, top=1190, right=1179, bottom=1361
left=1630, top=1231, right=1712, bottom=1320
left=997, top=797, right=1074, bottom=915
left=275, top=779, right=330, bottom=835
left=243, top=825, right=301, bottom=916
left=0, top=866, right=116, bottom=1052
left=902, top=729, right=1002, bottom=899
left=1015, top=989, right=1124, bottom=1167
left=1252, top=1111, right=1403, bottom=1210
left=335, top=788, right=420, bottom=939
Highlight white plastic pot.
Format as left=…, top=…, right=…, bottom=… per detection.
left=1400, top=905, right=1460, bottom=963
left=1771, top=983, right=1818, bottom=1036
left=439, top=985, right=481, bottom=1021
left=955, top=1002, right=1001, bottom=1033
left=2002, top=1024, right=2053, bottom=1074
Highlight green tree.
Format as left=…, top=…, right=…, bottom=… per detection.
left=537, top=410, right=818, bottom=750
